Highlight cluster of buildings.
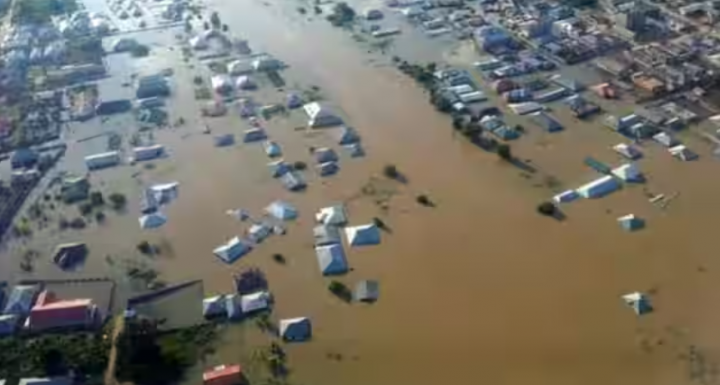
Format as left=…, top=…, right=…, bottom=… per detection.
left=0, top=284, right=101, bottom=336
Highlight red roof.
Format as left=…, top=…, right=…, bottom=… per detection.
left=203, top=365, right=242, bottom=385
left=28, top=290, right=95, bottom=330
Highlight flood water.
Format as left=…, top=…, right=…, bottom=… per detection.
left=5, top=0, right=720, bottom=383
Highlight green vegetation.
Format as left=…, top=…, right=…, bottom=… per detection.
left=497, top=144, right=512, bottom=161
left=382, top=164, right=399, bottom=180
left=326, top=2, right=355, bottom=27
left=116, top=319, right=217, bottom=385
left=130, top=44, right=150, bottom=58
left=90, top=191, right=104, bottom=206
left=136, top=240, right=153, bottom=255
left=0, top=332, right=110, bottom=381
left=13, top=0, right=78, bottom=23
left=272, top=253, right=286, bottom=264
left=79, top=202, right=94, bottom=216
left=537, top=201, right=557, bottom=217
left=328, top=280, right=352, bottom=302
left=416, top=194, right=433, bottom=207
left=108, top=193, right=127, bottom=211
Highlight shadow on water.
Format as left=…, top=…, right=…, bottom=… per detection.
left=509, top=158, right=537, bottom=174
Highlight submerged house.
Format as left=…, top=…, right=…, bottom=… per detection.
left=611, top=163, right=643, bottom=182
left=344, top=224, right=381, bottom=246
left=354, top=280, right=379, bottom=302
left=315, top=244, right=348, bottom=275
left=575, top=175, right=620, bottom=198
left=304, top=102, right=342, bottom=128
left=214, top=237, right=252, bottom=264
left=279, top=317, right=311, bottom=341
left=315, top=205, right=348, bottom=226
left=25, top=290, right=98, bottom=331
left=622, top=292, right=652, bottom=315
left=3, top=285, right=39, bottom=316
left=203, top=365, right=244, bottom=385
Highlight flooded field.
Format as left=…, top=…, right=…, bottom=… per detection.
left=5, top=0, right=720, bottom=384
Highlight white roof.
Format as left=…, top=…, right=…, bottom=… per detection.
left=315, top=243, right=348, bottom=274
left=150, top=182, right=179, bottom=204
left=552, top=190, right=578, bottom=204
left=214, top=236, right=252, bottom=263
left=575, top=175, right=618, bottom=198
left=345, top=224, right=381, bottom=246
left=265, top=200, right=298, bottom=220
left=264, top=141, right=282, bottom=157
left=315, top=205, right=347, bottom=225
left=653, top=132, right=676, bottom=147
left=240, top=291, right=270, bottom=313
left=303, top=102, right=342, bottom=127
left=611, top=163, right=642, bottom=182
left=669, top=144, right=696, bottom=160
left=227, top=59, right=253, bottom=75
left=211, top=74, right=232, bottom=91
left=139, top=212, right=167, bottom=229
left=508, top=102, right=544, bottom=115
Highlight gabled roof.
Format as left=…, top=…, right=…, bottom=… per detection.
left=243, top=128, right=266, bottom=143
left=202, top=295, right=227, bottom=318
left=303, top=102, right=343, bottom=127
left=268, top=159, right=290, bottom=178
left=279, top=317, right=311, bottom=341
left=317, top=161, right=339, bottom=177
left=315, top=205, right=347, bottom=226
left=345, top=224, right=381, bottom=246
left=337, top=126, right=360, bottom=145
left=3, top=285, right=39, bottom=315
left=280, top=171, right=306, bottom=191
left=315, top=244, right=348, bottom=275
left=355, top=280, right=379, bottom=302
left=214, top=237, right=252, bottom=264
left=247, top=223, right=271, bottom=243
left=313, top=224, right=341, bottom=246
left=314, top=147, right=338, bottom=163
left=139, top=212, right=167, bottom=229
left=264, top=141, right=282, bottom=157
left=618, top=214, right=644, bottom=231
left=622, top=292, right=652, bottom=315
left=204, top=364, right=242, bottom=385
left=240, top=291, right=270, bottom=314
left=611, top=163, right=643, bottom=182
left=265, top=200, right=298, bottom=221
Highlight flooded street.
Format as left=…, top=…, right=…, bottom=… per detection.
left=5, top=0, right=720, bottom=383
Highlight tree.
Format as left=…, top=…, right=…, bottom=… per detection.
left=79, top=202, right=94, bottom=216
left=497, top=143, right=512, bottom=161
left=221, top=23, right=228, bottom=31
left=210, top=11, right=221, bottom=28
left=452, top=116, right=464, bottom=130
left=109, top=193, right=127, bottom=210
left=537, top=201, right=557, bottom=216
left=90, top=191, right=104, bottom=206
left=203, top=21, right=209, bottom=30
left=328, top=280, right=351, bottom=302
left=383, top=164, right=399, bottom=179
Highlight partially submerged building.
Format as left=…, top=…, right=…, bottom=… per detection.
left=3, top=285, right=40, bottom=316
left=25, top=290, right=98, bottom=331
left=203, top=364, right=244, bottom=385
left=575, top=176, right=620, bottom=199
left=214, top=237, right=252, bottom=264
left=316, top=205, right=348, bottom=226
left=345, top=224, right=381, bottom=246
left=85, top=151, right=121, bottom=170
left=315, top=244, right=349, bottom=275
left=279, top=317, right=311, bottom=341
left=354, top=280, right=379, bottom=302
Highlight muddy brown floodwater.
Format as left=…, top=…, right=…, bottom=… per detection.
left=6, top=0, right=720, bottom=383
